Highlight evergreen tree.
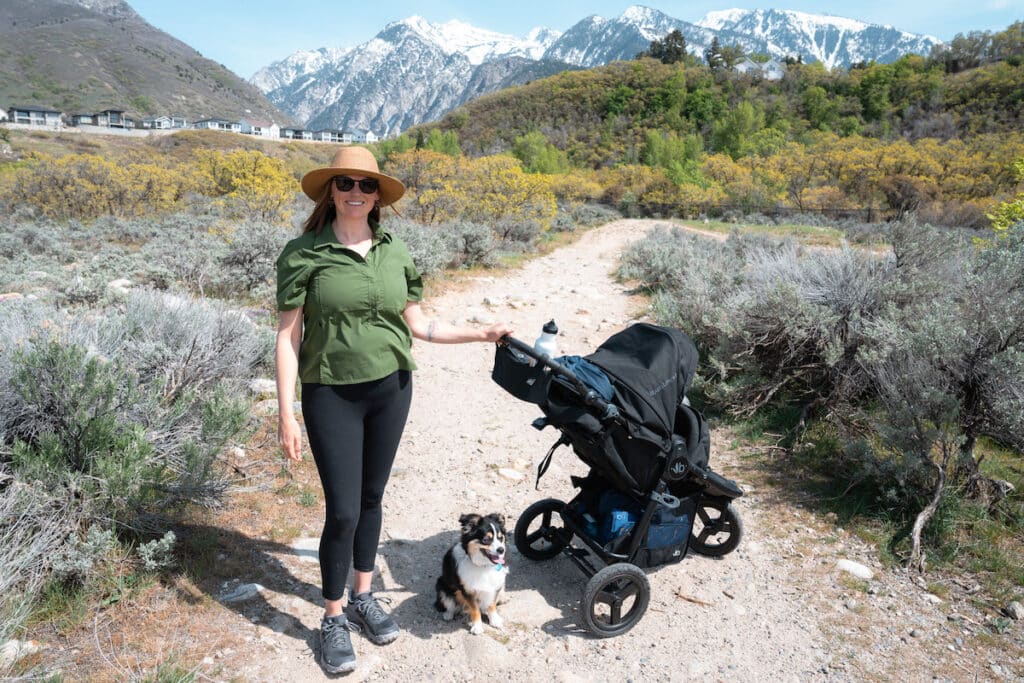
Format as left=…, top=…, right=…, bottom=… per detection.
left=638, top=29, right=688, bottom=64
left=705, top=37, right=725, bottom=72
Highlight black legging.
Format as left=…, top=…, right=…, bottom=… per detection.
left=301, top=371, right=412, bottom=601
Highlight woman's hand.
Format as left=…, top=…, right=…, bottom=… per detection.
left=279, top=414, right=303, bottom=462
left=481, top=322, right=515, bottom=343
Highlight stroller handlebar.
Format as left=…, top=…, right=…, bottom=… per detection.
left=499, top=335, right=619, bottom=421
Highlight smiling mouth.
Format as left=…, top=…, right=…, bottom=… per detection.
left=482, top=549, right=504, bottom=564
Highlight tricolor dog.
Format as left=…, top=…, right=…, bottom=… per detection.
left=434, top=513, right=508, bottom=634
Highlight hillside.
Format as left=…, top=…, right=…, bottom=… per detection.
left=0, top=0, right=290, bottom=123
left=414, top=53, right=1024, bottom=166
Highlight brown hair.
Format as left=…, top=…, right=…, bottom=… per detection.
left=301, top=178, right=381, bottom=234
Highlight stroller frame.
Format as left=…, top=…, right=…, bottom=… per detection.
left=494, top=327, right=744, bottom=637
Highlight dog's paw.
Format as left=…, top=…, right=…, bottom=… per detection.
left=469, top=621, right=484, bottom=635
left=441, top=611, right=455, bottom=622
left=488, top=613, right=504, bottom=629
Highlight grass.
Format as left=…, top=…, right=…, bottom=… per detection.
left=838, top=574, right=871, bottom=593
left=29, top=564, right=156, bottom=633
left=30, top=578, right=89, bottom=632
left=139, top=660, right=198, bottom=683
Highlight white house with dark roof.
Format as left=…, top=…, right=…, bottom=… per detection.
left=193, top=118, right=242, bottom=133
left=280, top=126, right=313, bottom=140
left=352, top=130, right=378, bottom=143
left=142, top=115, right=188, bottom=129
left=8, top=105, right=62, bottom=127
left=313, top=129, right=352, bottom=143
left=95, top=109, right=130, bottom=128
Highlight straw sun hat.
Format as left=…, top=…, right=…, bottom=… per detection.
left=300, top=146, right=405, bottom=207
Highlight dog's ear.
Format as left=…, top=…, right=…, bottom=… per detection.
left=491, top=513, right=507, bottom=529
left=458, top=513, right=482, bottom=532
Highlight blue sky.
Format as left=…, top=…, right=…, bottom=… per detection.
left=128, top=0, right=1023, bottom=79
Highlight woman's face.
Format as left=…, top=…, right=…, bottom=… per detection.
left=331, top=174, right=380, bottom=222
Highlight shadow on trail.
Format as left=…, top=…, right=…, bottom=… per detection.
left=171, top=522, right=322, bottom=651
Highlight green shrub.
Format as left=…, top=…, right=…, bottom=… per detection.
left=442, top=220, right=498, bottom=269
left=626, top=219, right=1024, bottom=564
left=383, top=216, right=452, bottom=276
left=0, top=291, right=268, bottom=527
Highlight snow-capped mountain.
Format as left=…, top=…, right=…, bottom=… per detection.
left=696, top=9, right=939, bottom=70
left=252, top=5, right=941, bottom=134
left=254, top=17, right=567, bottom=135
left=541, top=6, right=733, bottom=67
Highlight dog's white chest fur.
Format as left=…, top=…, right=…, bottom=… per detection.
left=453, top=545, right=506, bottom=606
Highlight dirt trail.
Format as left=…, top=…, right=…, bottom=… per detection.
left=219, top=219, right=1015, bottom=682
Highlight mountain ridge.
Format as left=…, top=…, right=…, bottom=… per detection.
left=253, top=5, right=942, bottom=134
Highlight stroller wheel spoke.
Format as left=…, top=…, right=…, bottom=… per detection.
left=608, top=602, right=623, bottom=624
left=524, top=529, right=546, bottom=545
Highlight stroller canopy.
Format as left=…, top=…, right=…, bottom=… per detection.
left=585, top=323, right=698, bottom=446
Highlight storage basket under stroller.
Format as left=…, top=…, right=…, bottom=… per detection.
left=492, top=323, right=744, bottom=637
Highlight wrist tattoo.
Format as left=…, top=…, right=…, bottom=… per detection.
left=427, top=320, right=436, bottom=342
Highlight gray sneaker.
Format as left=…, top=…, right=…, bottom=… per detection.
left=346, top=592, right=400, bottom=645
left=319, top=614, right=358, bottom=674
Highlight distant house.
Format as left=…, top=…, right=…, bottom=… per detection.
left=352, top=130, right=378, bottom=144
left=241, top=119, right=280, bottom=138
left=95, top=109, right=128, bottom=128
left=280, top=126, right=313, bottom=140
left=69, top=113, right=95, bottom=126
left=734, top=58, right=785, bottom=80
left=761, top=59, right=786, bottom=80
left=142, top=115, right=188, bottom=129
left=8, top=105, right=62, bottom=127
left=313, top=129, right=351, bottom=143
left=193, top=118, right=242, bottom=133
left=0, top=108, right=7, bottom=122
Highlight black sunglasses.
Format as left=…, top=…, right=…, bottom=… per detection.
left=334, top=176, right=379, bottom=193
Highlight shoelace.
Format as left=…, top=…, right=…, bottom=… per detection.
left=322, top=617, right=360, bottom=646
left=354, top=594, right=392, bottom=622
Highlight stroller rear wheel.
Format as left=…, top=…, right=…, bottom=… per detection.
left=689, top=497, right=743, bottom=557
left=581, top=563, right=650, bottom=638
left=514, top=498, right=570, bottom=561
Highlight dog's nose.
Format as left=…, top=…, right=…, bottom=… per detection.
left=496, top=545, right=505, bottom=555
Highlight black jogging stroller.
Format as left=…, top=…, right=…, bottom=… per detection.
left=492, top=323, right=744, bottom=637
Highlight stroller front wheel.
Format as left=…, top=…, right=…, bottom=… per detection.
left=514, top=498, right=570, bottom=561
left=581, top=563, right=650, bottom=638
left=689, top=497, right=743, bottom=557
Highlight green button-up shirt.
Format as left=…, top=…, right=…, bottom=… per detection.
left=276, top=226, right=424, bottom=385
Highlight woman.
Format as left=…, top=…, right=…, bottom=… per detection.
left=275, top=146, right=512, bottom=674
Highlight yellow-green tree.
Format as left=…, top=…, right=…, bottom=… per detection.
left=193, top=149, right=296, bottom=223
left=0, top=153, right=193, bottom=221
left=988, top=158, right=1024, bottom=233
left=457, top=155, right=556, bottom=228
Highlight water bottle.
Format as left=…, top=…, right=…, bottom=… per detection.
left=533, top=320, right=559, bottom=363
